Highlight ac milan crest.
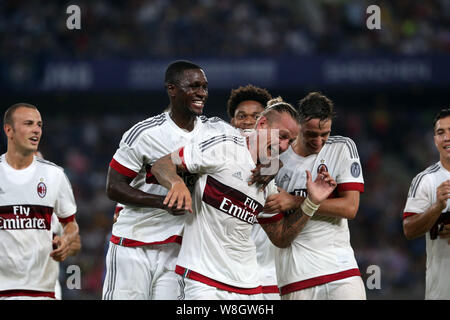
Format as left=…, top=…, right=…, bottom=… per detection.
left=37, top=182, right=47, bottom=198
left=317, top=163, right=328, bottom=173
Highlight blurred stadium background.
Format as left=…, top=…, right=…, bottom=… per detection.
left=1, top=0, right=449, bottom=299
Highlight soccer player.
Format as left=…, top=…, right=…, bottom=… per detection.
left=226, top=85, right=279, bottom=299
left=151, top=98, right=337, bottom=299
left=262, top=92, right=366, bottom=300
left=403, top=108, right=450, bottom=299
left=102, top=60, right=239, bottom=300
left=0, top=103, right=79, bottom=300
left=227, top=84, right=272, bottom=130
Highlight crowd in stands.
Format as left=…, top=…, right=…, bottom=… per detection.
left=1, top=0, right=449, bottom=60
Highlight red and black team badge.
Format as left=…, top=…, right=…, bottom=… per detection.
left=317, top=163, right=328, bottom=174
left=37, top=181, right=47, bottom=198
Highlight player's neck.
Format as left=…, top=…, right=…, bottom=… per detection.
left=169, top=109, right=197, bottom=132
left=292, top=139, right=310, bottom=158
left=440, top=157, right=450, bottom=172
left=5, top=148, right=34, bottom=170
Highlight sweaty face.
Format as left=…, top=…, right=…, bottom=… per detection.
left=256, top=112, right=299, bottom=161
left=5, top=107, right=42, bottom=155
left=434, top=116, right=450, bottom=163
left=173, top=69, right=208, bottom=116
left=298, top=118, right=332, bottom=156
left=231, top=100, right=265, bottom=130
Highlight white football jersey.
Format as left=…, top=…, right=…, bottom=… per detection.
left=251, top=224, right=278, bottom=293
left=403, top=161, right=450, bottom=299
left=175, top=134, right=279, bottom=293
left=275, top=136, right=364, bottom=295
left=110, top=112, right=239, bottom=246
left=0, top=155, right=76, bottom=297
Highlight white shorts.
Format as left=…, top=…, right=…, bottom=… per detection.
left=282, top=276, right=366, bottom=300
left=102, top=242, right=180, bottom=300
left=178, top=276, right=263, bottom=300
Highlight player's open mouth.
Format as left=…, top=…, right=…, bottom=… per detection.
left=29, top=137, right=39, bottom=144
left=192, top=100, right=204, bottom=107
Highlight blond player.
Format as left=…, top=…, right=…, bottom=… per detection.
left=0, top=103, right=79, bottom=299
left=227, top=85, right=280, bottom=299
left=151, top=99, right=337, bottom=299
left=403, top=108, right=450, bottom=299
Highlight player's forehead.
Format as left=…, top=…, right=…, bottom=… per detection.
left=179, top=68, right=207, bottom=84
left=435, top=116, right=450, bottom=131
left=12, top=106, right=41, bottom=122
left=235, top=100, right=265, bottom=115
left=301, top=118, right=332, bottom=132
left=273, top=113, right=299, bottom=137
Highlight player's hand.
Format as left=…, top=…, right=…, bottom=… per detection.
left=435, top=180, right=450, bottom=211
left=164, top=181, right=193, bottom=213
left=305, top=170, right=337, bottom=205
left=163, top=204, right=188, bottom=216
left=50, top=235, right=70, bottom=262
left=249, top=160, right=283, bottom=191
left=263, top=187, right=303, bottom=213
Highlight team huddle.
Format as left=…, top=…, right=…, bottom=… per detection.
left=1, top=60, right=449, bottom=300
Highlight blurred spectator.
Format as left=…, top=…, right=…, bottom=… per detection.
left=0, top=0, right=449, bottom=60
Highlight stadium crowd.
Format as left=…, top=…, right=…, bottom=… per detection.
left=0, top=0, right=449, bottom=60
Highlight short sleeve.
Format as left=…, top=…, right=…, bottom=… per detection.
left=403, top=174, right=433, bottom=219
left=110, top=134, right=152, bottom=178
left=334, top=138, right=364, bottom=193
left=54, top=170, right=77, bottom=221
left=183, top=134, right=246, bottom=174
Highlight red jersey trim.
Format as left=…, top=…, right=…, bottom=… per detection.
left=110, top=234, right=182, bottom=247
left=109, top=159, right=138, bottom=178
left=0, top=290, right=55, bottom=299
left=403, top=212, right=418, bottom=220
left=257, top=213, right=283, bottom=224
left=178, top=147, right=189, bottom=172
left=280, top=268, right=361, bottom=296
left=58, top=214, right=75, bottom=224
left=176, top=265, right=263, bottom=295
left=262, top=285, right=280, bottom=294
left=337, top=182, right=364, bottom=193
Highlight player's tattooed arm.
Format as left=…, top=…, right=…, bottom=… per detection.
left=151, top=150, right=193, bottom=213
left=260, top=209, right=310, bottom=248
left=261, top=170, right=337, bottom=248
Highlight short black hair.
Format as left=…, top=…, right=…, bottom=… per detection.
left=433, top=108, right=450, bottom=131
left=226, top=85, right=272, bottom=119
left=3, top=102, right=38, bottom=126
left=165, top=60, right=202, bottom=85
left=297, top=92, right=336, bottom=123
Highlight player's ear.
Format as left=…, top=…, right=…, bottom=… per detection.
left=166, top=83, right=176, bottom=97
left=255, top=116, right=268, bottom=129
left=3, top=123, right=13, bottom=138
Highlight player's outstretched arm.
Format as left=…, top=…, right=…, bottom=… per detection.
left=260, top=170, right=336, bottom=248
left=151, top=152, right=193, bottom=213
